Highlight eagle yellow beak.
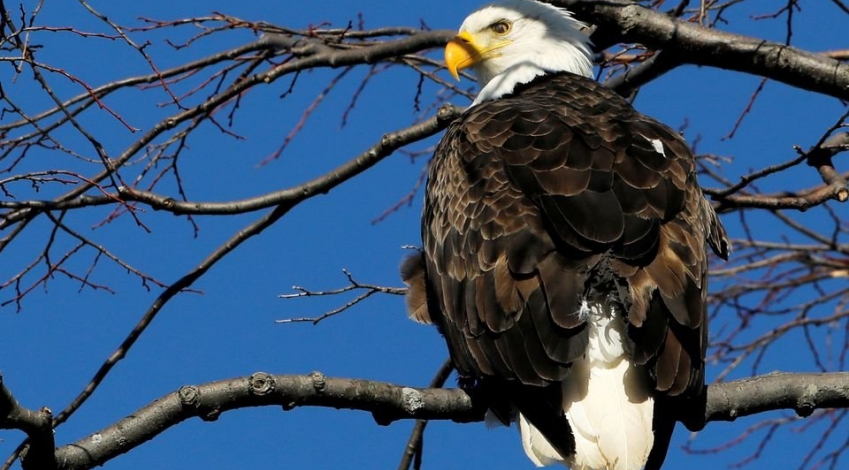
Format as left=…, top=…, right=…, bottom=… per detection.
left=444, top=31, right=479, bottom=81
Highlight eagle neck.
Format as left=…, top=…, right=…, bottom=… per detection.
left=473, top=63, right=549, bottom=105
left=472, top=71, right=569, bottom=106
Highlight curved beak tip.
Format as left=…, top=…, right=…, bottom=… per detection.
left=444, top=33, right=476, bottom=81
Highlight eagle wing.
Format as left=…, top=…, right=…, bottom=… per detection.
left=406, top=73, right=728, bottom=398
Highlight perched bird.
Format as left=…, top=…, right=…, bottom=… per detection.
left=401, top=1, right=730, bottom=469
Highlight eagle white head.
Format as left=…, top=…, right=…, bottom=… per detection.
left=445, top=0, right=594, bottom=104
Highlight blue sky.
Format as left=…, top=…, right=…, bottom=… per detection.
left=0, top=1, right=846, bottom=469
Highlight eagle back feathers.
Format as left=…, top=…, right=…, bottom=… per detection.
left=404, top=71, right=728, bottom=469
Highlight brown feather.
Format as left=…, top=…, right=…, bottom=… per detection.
left=400, top=253, right=431, bottom=324
left=494, top=254, right=522, bottom=314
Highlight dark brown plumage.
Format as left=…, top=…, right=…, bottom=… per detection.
left=403, top=71, right=729, bottom=468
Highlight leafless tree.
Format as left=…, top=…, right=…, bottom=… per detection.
left=1, top=1, right=848, bottom=469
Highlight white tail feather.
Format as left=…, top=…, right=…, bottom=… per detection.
left=518, top=301, right=654, bottom=470
left=519, top=413, right=560, bottom=467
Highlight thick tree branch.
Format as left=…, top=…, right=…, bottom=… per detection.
left=706, top=372, right=849, bottom=422
left=2, top=371, right=840, bottom=470
left=550, top=0, right=849, bottom=100
left=260, top=30, right=453, bottom=66
left=49, top=372, right=485, bottom=470
left=397, top=359, right=454, bottom=470
left=0, top=375, right=55, bottom=470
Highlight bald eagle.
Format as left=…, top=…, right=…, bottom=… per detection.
left=401, top=1, right=730, bottom=469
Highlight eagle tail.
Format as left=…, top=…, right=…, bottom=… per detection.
left=477, top=377, right=575, bottom=464
left=518, top=411, right=565, bottom=466
left=518, top=302, right=655, bottom=469
left=563, top=355, right=654, bottom=470
left=513, top=388, right=576, bottom=467
left=564, top=304, right=655, bottom=470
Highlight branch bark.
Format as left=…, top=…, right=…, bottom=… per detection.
left=0, top=374, right=55, bottom=470
left=705, top=372, right=849, bottom=422
left=2, top=371, right=843, bottom=470
left=550, top=0, right=849, bottom=100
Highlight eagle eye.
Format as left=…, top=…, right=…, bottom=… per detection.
left=489, top=20, right=512, bottom=35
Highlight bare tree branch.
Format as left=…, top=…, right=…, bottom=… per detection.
left=43, top=101, right=462, bottom=433
left=550, top=0, right=849, bottom=100
left=1, top=371, right=843, bottom=470
left=706, top=372, right=849, bottom=422
left=2, top=2, right=848, bottom=469
left=397, top=359, right=454, bottom=470
left=0, top=374, right=55, bottom=470
left=0, top=30, right=455, bottom=232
